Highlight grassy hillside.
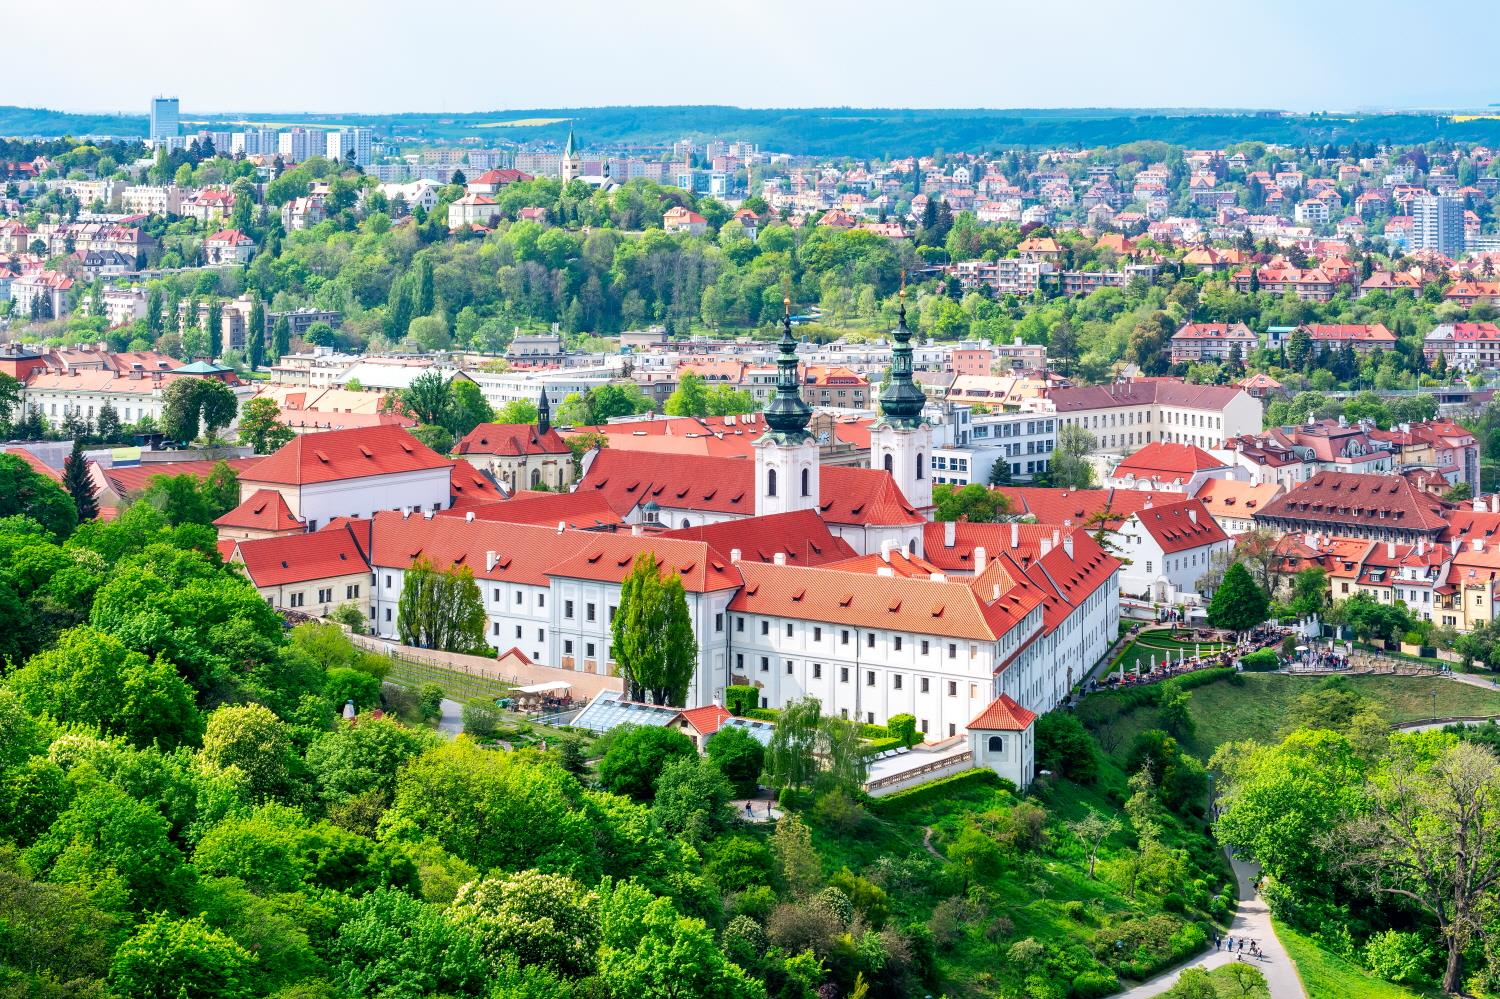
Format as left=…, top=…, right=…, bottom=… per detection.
left=1079, top=673, right=1500, bottom=762
left=1276, top=920, right=1433, bottom=999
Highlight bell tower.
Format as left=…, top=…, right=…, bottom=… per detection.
left=561, top=126, right=581, bottom=186
left=869, top=287, right=933, bottom=511
left=755, top=299, right=820, bottom=516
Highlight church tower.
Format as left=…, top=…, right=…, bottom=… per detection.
left=537, top=387, right=551, bottom=435
left=870, top=289, right=933, bottom=511
left=755, top=300, right=820, bottom=517
left=561, top=126, right=581, bottom=186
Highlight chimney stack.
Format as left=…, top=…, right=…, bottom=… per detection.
left=730, top=548, right=741, bottom=563
left=1063, top=533, right=1074, bottom=559
left=974, top=546, right=987, bottom=574
left=1475, top=498, right=1486, bottom=513
left=929, top=572, right=947, bottom=583
left=1491, top=494, right=1499, bottom=514
left=1010, top=523, right=1019, bottom=549
left=1188, top=508, right=1198, bottom=524
left=557, top=520, right=566, bottom=535
left=465, top=510, right=474, bottom=522
left=1040, top=536, right=1053, bottom=557
left=1387, top=541, right=1396, bottom=559
left=631, top=524, right=643, bottom=536
left=877, top=566, right=895, bottom=577
left=881, top=539, right=896, bottom=563
left=486, top=551, right=498, bottom=571
left=1475, top=539, right=1485, bottom=553
left=944, top=521, right=956, bottom=547
left=774, top=552, right=787, bottom=566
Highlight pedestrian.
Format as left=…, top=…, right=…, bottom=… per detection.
left=744, top=802, right=753, bottom=818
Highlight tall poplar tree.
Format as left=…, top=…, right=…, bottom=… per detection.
left=611, top=553, right=698, bottom=705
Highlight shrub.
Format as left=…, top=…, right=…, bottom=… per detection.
left=724, top=685, right=758, bottom=715
left=461, top=698, right=500, bottom=739
left=887, top=713, right=919, bottom=747
left=1161, top=893, right=1185, bottom=913
left=418, top=684, right=444, bottom=722
left=1071, top=969, right=1119, bottom=999
left=869, top=769, right=1003, bottom=815
left=705, top=725, right=765, bottom=797
left=596, top=725, right=696, bottom=800
left=1363, top=929, right=1435, bottom=985
left=1062, top=900, right=1089, bottom=923
left=1241, top=649, right=1279, bottom=671
left=1173, top=666, right=1236, bottom=691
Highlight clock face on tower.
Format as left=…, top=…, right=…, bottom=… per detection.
left=817, top=430, right=830, bottom=443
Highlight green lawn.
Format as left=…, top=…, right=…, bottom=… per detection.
left=1108, top=629, right=1230, bottom=677
left=1275, top=919, right=1432, bottom=999
left=1083, top=673, right=1500, bottom=762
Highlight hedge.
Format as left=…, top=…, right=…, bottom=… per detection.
left=1241, top=649, right=1279, bottom=672
left=864, top=737, right=903, bottom=755
left=870, top=768, right=1006, bottom=816
left=887, top=714, right=919, bottom=747
left=1171, top=666, right=1236, bottom=691
left=724, top=685, right=758, bottom=716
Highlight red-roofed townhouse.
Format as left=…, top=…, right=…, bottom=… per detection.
left=1169, top=322, right=1257, bottom=363
left=1423, top=322, right=1500, bottom=372
left=226, top=521, right=371, bottom=618
left=1118, top=497, right=1231, bottom=603
left=204, top=229, right=256, bottom=265
left=214, top=487, right=306, bottom=541
left=237, top=425, right=455, bottom=532
left=663, top=206, right=707, bottom=235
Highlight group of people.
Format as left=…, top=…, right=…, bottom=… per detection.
left=1213, top=934, right=1263, bottom=961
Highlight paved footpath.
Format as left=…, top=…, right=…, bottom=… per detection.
left=1114, top=856, right=1305, bottom=999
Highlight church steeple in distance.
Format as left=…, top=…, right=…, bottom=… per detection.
left=879, top=282, right=926, bottom=429
left=537, top=388, right=551, bottom=435
left=762, top=297, right=812, bottom=443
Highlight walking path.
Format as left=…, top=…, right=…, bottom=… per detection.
left=1114, top=856, right=1304, bottom=999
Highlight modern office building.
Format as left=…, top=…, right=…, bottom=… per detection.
left=1411, top=194, right=1464, bottom=255
left=149, top=97, right=179, bottom=143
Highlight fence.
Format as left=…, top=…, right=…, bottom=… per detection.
left=350, top=633, right=623, bottom=703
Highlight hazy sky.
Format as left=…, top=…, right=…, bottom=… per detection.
left=10, top=0, right=1499, bottom=114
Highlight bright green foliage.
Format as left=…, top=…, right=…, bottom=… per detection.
left=109, top=914, right=256, bottom=999
left=305, top=716, right=438, bottom=805
left=193, top=803, right=414, bottom=895
left=450, top=870, right=600, bottom=976
left=705, top=725, right=766, bottom=796
left=932, top=483, right=1011, bottom=523
left=445, top=379, right=493, bottom=437
left=596, top=880, right=765, bottom=999
left=7, top=626, right=202, bottom=750
left=610, top=552, right=698, bottom=705
left=380, top=740, right=600, bottom=878
left=237, top=397, right=295, bottom=454
left=199, top=704, right=300, bottom=804
left=597, top=725, right=697, bottom=801
left=665, top=371, right=710, bottom=416
left=138, top=461, right=239, bottom=526
left=0, top=453, right=76, bottom=538
left=650, top=755, right=736, bottom=842
left=400, top=370, right=452, bottom=426
left=395, top=556, right=489, bottom=653
left=325, top=887, right=488, bottom=999
left=1207, top=562, right=1269, bottom=633
left=159, top=378, right=238, bottom=443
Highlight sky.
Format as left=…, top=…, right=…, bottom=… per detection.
left=9, top=0, right=1500, bottom=115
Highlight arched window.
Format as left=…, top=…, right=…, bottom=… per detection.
left=801, top=467, right=810, bottom=497
left=883, top=453, right=893, bottom=473
left=682, top=518, right=691, bottom=529
left=530, top=468, right=541, bottom=488
left=916, top=453, right=925, bottom=480
left=987, top=735, right=1004, bottom=753
left=767, top=468, right=777, bottom=496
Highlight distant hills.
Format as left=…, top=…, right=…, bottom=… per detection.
left=6, top=103, right=1500, bottom=156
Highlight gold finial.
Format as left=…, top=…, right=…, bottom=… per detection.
left=899, top=270, right=907, bottom=297
left=783, top=296, right=791, bottom=316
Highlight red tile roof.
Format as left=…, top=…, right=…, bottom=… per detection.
left=581, top=450, right=924, bottom=526
left=437, top=489, right=622, bottom=529
left=213, top=488, right=304, bottom=531
left=661, top=509, right=856, bottom=567
left=923, top=521, right=1066, bottom=572
left=543, top=534, right=740, bottom=593
left=448, top=459, right=504, bottom=508
left=102, top=457, right=263, bottom=499
left=968, top=693, right=1037, bottom=731
left=3, top=447, right=62, bottom=482
left=455, top=422, right=570, bottom=457
left=1113, top=442, right=1228, bottom=479
left=244, top=426, right=452, bottom=486
left=1132, top=498, right=1229, bottom=554
left=728, top=561, right=1042, bottom=642
left=1256, top=471, right=1452, bottom=535
left=994, top=486, right=1181, bottom=531
left=673, top=704, right=733, bottom=736
left=367, top=512, right=594, bottom=587
left=231, top=522, right=369, bottom=587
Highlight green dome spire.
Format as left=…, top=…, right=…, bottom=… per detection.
left=879, top=288, right=926, bottom=429
left=762, top=298, right=812, bottom=443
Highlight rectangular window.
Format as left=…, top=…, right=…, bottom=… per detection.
left=515, top=626, right=522, bottom=639
left=840, top=666, right=849, bottom=683
left=715, top=613, right=724, bottom=632
left=346, top=584, right=359, bottom=599
left=384, top=607, right=391, bottom=621
left=948, top=643, right=957, bottom=659
left=813, top=626, right=822, bottom=641
left=586, top=603, right=596, bottom=622
left=385, top=575, right=392, bottom=588
left=867, top=712, right=875, bottom=724
left=841, top=629, right=850, bottom=644
left=921, top=640, right=929, bottom=655
left=761, top=621, right=769, bottom=636
left=785, top=623, right=793, bottom=637
left=920, top=718, right=929, bottom=734
left=867, top=633, right=875, bottom=648
left=921, top=677, right=930, bottom=693
left=538, top=593, right=544, bottom=608
left=866, top=670, right=875, bottom=686
left=492, top=622, right=500, bottom=636
left=947, top=681, right=957, bottom=696
left=893, top=674, right=903, bottom=690
left=760, top=656, right=769, bottom=672
left=813, top=663, right=822, bottom=679
left=565, top=640, right=574, bottom=655
left=586, top=643, right=595, bottom=658
left=736, top=616, right=745, bottom=632
left=786, top=662, right=793, bottom=675
left=317, top=588, right=332, bottom=603
left=493, top=588, right=501, bottom=602
left=290, top=592, right=304, bottom=608
left=893, top=636, right=903, bottom=651
left=565, top=600, right=575, bottom=618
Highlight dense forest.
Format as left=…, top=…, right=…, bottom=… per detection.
left=12, top=103, right=1500, bottom=156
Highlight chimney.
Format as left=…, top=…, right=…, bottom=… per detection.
left=631, top=524, right=643, bottom=536
left=486, top=551, right=498, bottom=571
left=1475, top=498, right=1486, bottom=513
left=1188, top=508, right=1198, bottom=524
left=877, top=566, right=895, bottom=577
left=974, top=546, right=987, bottom=574
left=1010, top=523, right=1019, bottom=549
left=929, top=571, right=948, bottom=584
left=1453, top=538, right=1462, bottom=554
left=1492, top=494, right=1499, bottom=514
left=730, top=547, right=741, bottom=563
left=881, top=539, right=897, bottom=562
left=1418, top=539, right=1426, bottom=555
left=402, top=508, right=411, bottom=519
left=944, top=521, right=956, bottom=547
left=1475, top=539, right=1485, bottom=553
left=992, top=584, right=1001, bottom=599
left=422, top=510, right=433, bottom=519
left=465, top=510, right=474, bottom=522
left=1052, top=529, right=1061, bottom=548
left=1063, top=534, right=1074, bottom=559
left=1040, top=536, right=1053, bottom=557
left=557, top=520, right=566, bottom=535
left=773, top=552, right=787, bottom=566
left=1387, top=541, right=1396, bottom=559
